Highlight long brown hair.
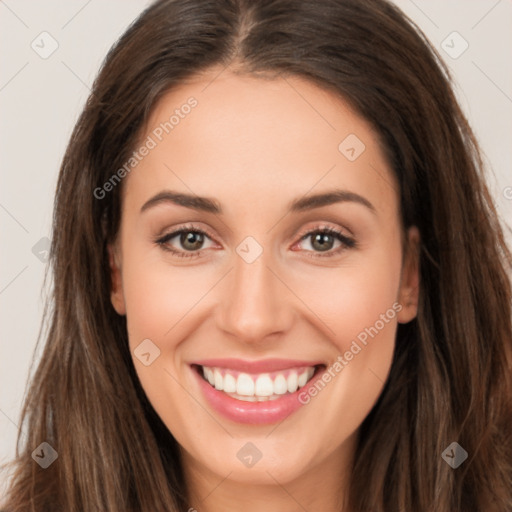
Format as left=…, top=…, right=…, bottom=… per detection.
left=3, top=0, right=511, bottom=510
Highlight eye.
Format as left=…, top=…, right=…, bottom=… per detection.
left=155, top=224, right=355, bottom=259
left=155, top=225, right=218, bottom=258
left=294, top=226, right=356, bottom=257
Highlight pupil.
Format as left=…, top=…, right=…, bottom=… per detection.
left=312, top=233, right=333, bottom=252
left=181, top=232, right=204, bottom=251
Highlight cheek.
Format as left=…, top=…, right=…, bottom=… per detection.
left=289, top=242, right=403, bottom=352
left=288, top=319, right=397, bottom=471
left=288, top=243, right=402, bottom=424
left=121, top=252, right=215, bottom=347
left=119, top=255, right=217, bottom=435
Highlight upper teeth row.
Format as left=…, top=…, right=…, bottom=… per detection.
left=202, top=366, right=315, bottom=397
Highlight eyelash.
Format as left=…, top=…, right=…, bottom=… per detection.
left=154, top=223, right=356, bottom=260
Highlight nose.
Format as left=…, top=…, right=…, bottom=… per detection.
left=215, top=251, right=294, bottom=344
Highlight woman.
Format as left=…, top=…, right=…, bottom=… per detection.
left=2, top=0, right=511, bottom=510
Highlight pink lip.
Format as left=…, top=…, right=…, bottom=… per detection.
left=192, top=358, right=323, bottom=373
left=190, top=361, right=324, bottom=425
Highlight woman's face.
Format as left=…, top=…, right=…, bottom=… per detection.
left=109, top=69, right=419, bottom=489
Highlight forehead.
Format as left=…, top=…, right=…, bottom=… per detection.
left=124, top=69, right=398, bottom=219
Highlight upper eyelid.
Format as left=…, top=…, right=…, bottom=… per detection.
left=157, top=224, right=217, bottom=241
left=295, top=224, right=350, bottom=238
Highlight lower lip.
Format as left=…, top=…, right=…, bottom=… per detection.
left=192, top=365, right=319, bottom=425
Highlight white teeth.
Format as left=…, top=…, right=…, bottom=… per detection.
left=205, top=367, right=215, bottom=386
left=223, top=373, right=237, bottom=393
left=200, top=365, right=318, bottom=399
left=273, top=374, right=288, bottom=395
left=236, top=373, right=255, bottom=396
left=214, top=369, right=223, bottom=390
left=287, top=372, right=298, bottom=393
left=234, top=395, right=257, bottom=402
left=254, top=374, right=274, bottom=396
left=297, top=370, right=309, bottom=388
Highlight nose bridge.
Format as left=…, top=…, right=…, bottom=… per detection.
left=216, top=248, right=292, bottom=341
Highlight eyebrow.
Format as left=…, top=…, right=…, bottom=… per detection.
left=140, top=191, right=221, bottom=214
left=140, top=189, right=376, bottom=215
left=289, top=190, right=376, bottom=214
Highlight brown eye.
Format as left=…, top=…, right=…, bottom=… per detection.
left=156, top=227, right=217, bottom=257
left=295, top=227, right=356, bottom=257
left=310, top=232, right=335, bottom=252
left=180, top=231, right=205, bottom=251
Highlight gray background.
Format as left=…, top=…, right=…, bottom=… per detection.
left=1, top=0, right=511, bottom=491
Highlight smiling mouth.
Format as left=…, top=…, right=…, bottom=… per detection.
left=193, top=364, right=324, bottom=402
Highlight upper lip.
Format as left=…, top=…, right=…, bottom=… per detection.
left=192, top=358, right=324, bottom=373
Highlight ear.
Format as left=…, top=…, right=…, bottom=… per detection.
left=397, top=226, right=420, bottom=324
left=108, top=243, right=126, bottom=315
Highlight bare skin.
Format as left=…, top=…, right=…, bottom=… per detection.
left=109, top=67, right=420, bottom=512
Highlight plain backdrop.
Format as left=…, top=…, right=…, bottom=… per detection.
left=1, top=0, right=511, bottom=490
